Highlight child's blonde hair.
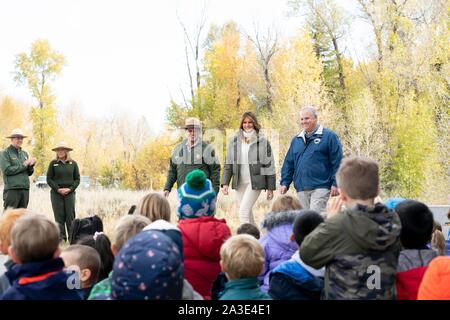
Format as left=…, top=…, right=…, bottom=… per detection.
left=432, top=230, right=446, bottom=256
left=0, top=208, right=27, bottom=252
left=11, top=214, right=60, bottom=263
left=271, top=195, right=302, bottom=212
left=220, top=234, right=264, bottom=280
left=136, top=192, right=171, bottom=222
left=114, top=215, right=151, bottom=251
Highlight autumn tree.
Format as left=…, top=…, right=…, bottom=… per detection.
left=246, top=26, right=279, bottom=114
left=289, top=0, right=349, bottom=103
left=0, top=96, right=28, bottom=149
left=14, top=39, right=65, bottom=175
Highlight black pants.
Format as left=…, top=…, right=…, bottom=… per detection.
left=51, top=190, right=76, bottom=241
left=3, top=189, right=29, bottom=210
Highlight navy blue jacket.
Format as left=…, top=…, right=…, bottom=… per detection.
left=269, top=259, right=323, bottom=300
left=281, top=125, right=342, bottom=191
left=1, top=258, right=83, bottom=300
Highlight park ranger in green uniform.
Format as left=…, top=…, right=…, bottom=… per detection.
left=46, top=141, right=80, bottom=242
left=1, top=128, right=36, bottom=210
left=163, top=117, right=221, bottom=197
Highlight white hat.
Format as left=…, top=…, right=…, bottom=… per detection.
left=5, top=128, right=27, bottom=139
left=184, top=117, right=202, bottom=129
left=52, top=141, right=73, bottom=151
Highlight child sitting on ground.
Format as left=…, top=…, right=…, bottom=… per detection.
left=269, top=210, right=325, bottom=300
left=137, top=192, right=183, bottom=251
left=77, top=232, right=115, bottom=282
left=237, top=223, right=261, bottom=239
left=300, top=157, right=402, bottom=300
left=211, top=223, right=262, bottom=300
left=177, top=169, right=231, bottom=300
left=110, top=230, right=183, bottom=300
left=270, top=195, right=302, bottom=213
left=395, top=200, right=438, bottom=300
left=60, top=244, right=101, bottom=299
left=135, top=192, right=203, bottom=300
left=431, top=221, right=445, bottom=256
left=1, top=214, right=82, bottom=300
left=259, top=195, right=301, bottom=292
left=88, top=214, right=150, bottom=299
left=0, top=209, right=27, bottom=296
left=219, top=234, right=271, bottom=300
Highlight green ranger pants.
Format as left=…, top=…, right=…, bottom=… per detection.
left=3, top=189, right=29, bottom=210
left=51, top=190, right=76, bottom=241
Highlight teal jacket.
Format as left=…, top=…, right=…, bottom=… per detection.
left=219, top=277, right=272, bottom=300
left=0, top=145, right=34, bottom=190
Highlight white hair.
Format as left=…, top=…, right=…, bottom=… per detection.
left=300, top=105, right=318, bottom=119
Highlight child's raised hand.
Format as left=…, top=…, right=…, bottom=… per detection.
left=326, top=195, right=343, bottom=219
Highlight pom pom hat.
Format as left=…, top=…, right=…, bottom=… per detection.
left=177, top=169, right=217, bottom=219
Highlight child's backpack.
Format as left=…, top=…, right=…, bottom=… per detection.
left=69, top=215, right=103, bottom=245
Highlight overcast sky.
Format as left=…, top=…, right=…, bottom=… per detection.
left=0, top=0, right=372, bottom=133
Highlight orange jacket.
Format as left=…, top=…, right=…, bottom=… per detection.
left=418, top=256, right=450, bottom=300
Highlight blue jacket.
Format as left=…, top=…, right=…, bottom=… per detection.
left=219, top=277, right=272, bottom=300
left=0, top=259, right=14, bottom=297
left=281, top=125, right=342, bottom=191
left=1, top=258, right=83, bottom=300
left=269, top=256, right=324, bottom=300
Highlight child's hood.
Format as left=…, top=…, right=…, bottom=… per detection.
left=179, top=216, right=231, bottom=258
left=342, top=203, right=401, bottom=251
left=265, top=223, right=298, bottom=253
left=6, top=258, right=83, bottom=300
left=261, top=210, right=300, bottom=230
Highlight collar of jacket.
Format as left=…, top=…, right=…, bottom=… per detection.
left=224, top=277, right=260, bottom=290
left=261, top=210, right=301, bottom=230
left=4, top=258, right=15, bottom=270
left=185, top=138, right=201, bottom=149
left=235, top=131, right=262, bottom=146
left=5, top=257, right=65, bottom=284
left=238, top=130, right=260, bottom=145
left=8, top=145, right=21, bottom=153
left=291, top=250, right=325, bottom=278
left=297, top=125, right=323, bottom=143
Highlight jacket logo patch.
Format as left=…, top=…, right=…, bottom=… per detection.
left=53, top=164, right=59, bottom=167
left=314, top=138, right=321, bottom=144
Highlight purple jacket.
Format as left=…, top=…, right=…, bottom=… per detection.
left=259, top=210, right=300, bottom=292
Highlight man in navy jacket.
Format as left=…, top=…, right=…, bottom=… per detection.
left=280, top=106, right=342, bottom=213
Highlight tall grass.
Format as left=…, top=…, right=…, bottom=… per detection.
left=1, top=186, right=276, bottom=240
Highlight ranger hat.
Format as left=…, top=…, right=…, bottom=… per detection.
left=52, top=141, right=73, bottom=151
left=6, top=128, right=27, bottom=139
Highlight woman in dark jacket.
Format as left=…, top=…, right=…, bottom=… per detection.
left=221, top=112, right=276, bottom=225
left=46, top=142, right=80, bottom=242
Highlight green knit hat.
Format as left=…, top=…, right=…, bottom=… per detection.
left=186, top=169, right=206, bottom=190
left=177, top=169, right=216, bottom=219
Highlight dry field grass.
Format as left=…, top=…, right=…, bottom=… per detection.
left=0, top=186, right=279, bottom=241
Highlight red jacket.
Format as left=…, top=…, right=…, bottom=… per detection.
left=396, top=267, right=427, bottom=300
left=395, top=249, right=437, bottom=300
left=178, top=216, right=231, bottom=300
